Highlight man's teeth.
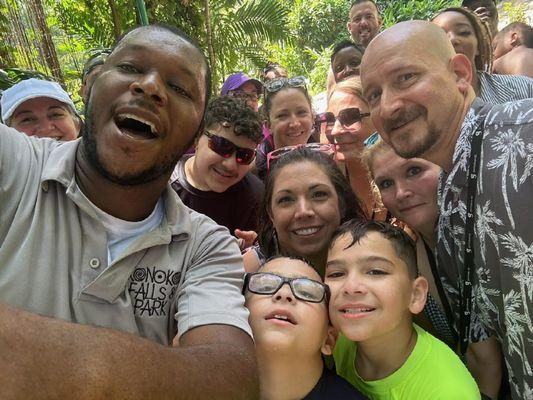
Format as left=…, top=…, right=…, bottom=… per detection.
left=274, top=314, right=289, bottom=321
left=118, top=113, right=156, bottom=134
left=294, top=227, right=319, bottom=236
left=343, top=308, right=373, bottom=314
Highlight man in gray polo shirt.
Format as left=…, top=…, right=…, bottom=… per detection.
left=0, top=25, right=258, bottom=399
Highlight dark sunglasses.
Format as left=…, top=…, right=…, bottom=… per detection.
left=203, top=130, right=256, bottom=165
left=315, top=107, right=370, bottom=143
left=264, top=76, right=307, bottom=94
left=243, top=272, right=330, bottom=303
left=266, top=143, right=335, bottom=171
left=228, top=90, right=259, bottom=101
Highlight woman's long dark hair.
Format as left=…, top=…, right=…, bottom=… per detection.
left=257, top=147, right=366, bottom=259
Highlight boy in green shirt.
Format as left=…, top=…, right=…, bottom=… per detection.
left=326, top=220, right=480, bottom=399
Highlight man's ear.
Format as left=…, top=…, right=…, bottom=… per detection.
left=321, top=325, right=338, bottom=356
left=377, top=15, right=383, bottom=28
left=408, top=276, right=428, bottom=315
left=450, top=53, right=473, bottom=91
left=510, top=32, right=520, bottom=47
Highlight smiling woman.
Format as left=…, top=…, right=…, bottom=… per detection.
left=244, top=147, right=365, bottom=277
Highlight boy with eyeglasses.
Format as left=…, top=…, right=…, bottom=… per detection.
left=326, top=220, right=480, bottom=399
left=244, top=255, right=367, bottom=399
left=170, top=95, right=264, bottom=248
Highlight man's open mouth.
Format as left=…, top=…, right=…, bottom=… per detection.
left=115, top=113, right=158, bottom=140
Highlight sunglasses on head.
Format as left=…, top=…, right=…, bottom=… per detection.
left=264, top=76, right=308, bottom=94
left=266, top=143, right=335, bottom=171
left=243, top=272, right=330, bottom=303
left=203, top=130, right=256, bottom=165
left=315, top=107, right=370, bottom=143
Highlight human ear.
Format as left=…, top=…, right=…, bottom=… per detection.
left=408, top=276, right=428, bottom=315
left=347, top=21, right=352, bottom=33
left=510, top=32, right=520, bottom=47
left=321, top=325, right=338, bottom=356
left=450, top=53, right=473, bottom=91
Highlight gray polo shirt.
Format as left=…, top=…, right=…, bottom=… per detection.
left=0, top=125, right=252, bottom=345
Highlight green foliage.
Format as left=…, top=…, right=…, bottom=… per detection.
left=378, top=0, right=462, bottom=27
left=501, top=2, right=528, bottom=24
left=0, top=68, right=51, bottom=90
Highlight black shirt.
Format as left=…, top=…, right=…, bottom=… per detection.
left=303, top=367, right=367, bottom=399
left=171, top=155, right=264, bottom=234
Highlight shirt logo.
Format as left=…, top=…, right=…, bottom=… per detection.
left=128, top=267, right=181, bottom=317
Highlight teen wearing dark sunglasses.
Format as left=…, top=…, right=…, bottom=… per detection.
left=244, top=256, right=367, bottom=399
left=171, top=96, right=264, bottom=245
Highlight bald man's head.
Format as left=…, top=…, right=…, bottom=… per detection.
left=359, top=20, right=475, bottom=169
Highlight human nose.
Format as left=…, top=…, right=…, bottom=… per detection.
left=273, top=283, right=295, bottom=303
left=379, top=87, right=403, bottom=122
left=220, top=152, right=239, bottom=171
left=395, top=180, right=413, bottom=201
left=34, top=119, right=56, bottom=137
left=342, top=273, right=367, bottom=295
left=294, top=197, right=315, bottom=219
left=130, top=71, right=167, bottom=105
left=446, top=31, right=460, bottom=48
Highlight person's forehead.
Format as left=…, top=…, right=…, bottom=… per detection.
left=334, top=47, right=363, bottom=63
left=274, top=161, right=331, bottom=188
left=262, top=258, right=321, bottom=280
left=112, top=28, right=205, bottom=76
left=330, top=231, right=397, bottom=263
left=328, top=91, right=364, bottom=112
left=350, top=1, right=378, bottom=17
left=238, top=81, right=259, bottom=93
left=14, top=97, right=69, bottom=115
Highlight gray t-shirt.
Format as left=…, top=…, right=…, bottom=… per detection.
left=0, top=125, right=252, bottom=345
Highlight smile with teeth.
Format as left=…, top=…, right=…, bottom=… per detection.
left=342, top=307, right=375, bottom=314
left=293, top=227, right=320, bottom=236
left=116, top=113, right=158, bottom=139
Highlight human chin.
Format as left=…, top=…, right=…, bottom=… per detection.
left=82, top=111, right=183, bottom=186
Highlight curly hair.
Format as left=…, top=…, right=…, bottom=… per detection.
left=204, top=95, right=263, bottom=143
left=257, top=147, right=366, bottom=261
left=433, top=7, right=493, bottom=72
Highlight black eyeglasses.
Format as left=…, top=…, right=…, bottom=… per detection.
left=264, top=76, right=308, bottom=94
left=243, top=272, right=330, bottom=303
left=203, top=131, right=256, bottom=165
left=315, top=107, right=370, bottom=143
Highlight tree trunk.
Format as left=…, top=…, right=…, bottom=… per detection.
left=107, top=0, right=122, bottom=41
left=27, top=0, right=64, bottom=83
left=204, top=0, right=217, bottom=91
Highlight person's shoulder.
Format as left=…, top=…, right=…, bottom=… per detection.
left=304, top=367, right=367, bottom=400
left=483, top=97, right=533, bottom=129
left=409, top=326, right=480, bottom=398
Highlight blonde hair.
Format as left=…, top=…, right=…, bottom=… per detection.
left=328, top=76, right=366, bottom=104
left=361, top=136, right=392, bottom=179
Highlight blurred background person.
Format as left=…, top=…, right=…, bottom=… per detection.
left=220, top=72, right=263, bottom=112
left=492, top=22, right=533, bottom=78
left=1, top=78, right=80, bottom=141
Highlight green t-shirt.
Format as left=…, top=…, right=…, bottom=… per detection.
left=333, top=324, right=480, bottom=399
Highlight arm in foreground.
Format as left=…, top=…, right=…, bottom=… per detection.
left=0, top=303, right=259, bottom=400
left=466, top=337, right=502, bottom=400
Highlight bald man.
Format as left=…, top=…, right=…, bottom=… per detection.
left=361, top=20, right=533, bottom=400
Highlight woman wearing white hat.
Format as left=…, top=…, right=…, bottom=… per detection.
left=1, top=78, right=81, bottom=141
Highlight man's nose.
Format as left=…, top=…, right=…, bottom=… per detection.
left=130, top=71, right=168, bottom=105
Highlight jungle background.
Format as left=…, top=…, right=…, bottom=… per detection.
left=0, top=0, right=530, bottom=110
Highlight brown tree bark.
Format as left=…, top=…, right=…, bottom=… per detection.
left=107, top=0, right=121, bottom=41
left=27, top=0, right=64, bottom=82
left=204, top=0, right=217, bottom=90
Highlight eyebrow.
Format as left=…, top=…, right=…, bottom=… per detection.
left=326, top=255, right=395, bottom=268
left=118, top=43, right=198, bottom=83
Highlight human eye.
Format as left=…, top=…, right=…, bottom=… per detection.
left=398, top=72, right=416, bottom=84
left=18, top=117, right=36, bottom=125
left=312, top=189, right=329, bottom=200
left=297, top=109, right=309, bottom=117
left=366, top=89, right=381, bottom=106
left=367, top=268, right=388, bottom=276
left=118, top=63, right=139, bottom=73
left=325, top=270, right=345, bottom=279
left=406, top=166, right=422, bottom=177
left=377, top=179, right=393, bottom=190
left=276, top=195, right=294, bottom=205
left=458, top=29, right=472, bottom=37
left=169, top=82, right=192, bottom=99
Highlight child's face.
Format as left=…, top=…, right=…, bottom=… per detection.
left=246, top=258, right=330, bottom=355
left=325, top=231, right=424, bottom=343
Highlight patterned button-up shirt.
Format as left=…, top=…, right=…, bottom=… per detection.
left=437, top=97, right=533, bottom=399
